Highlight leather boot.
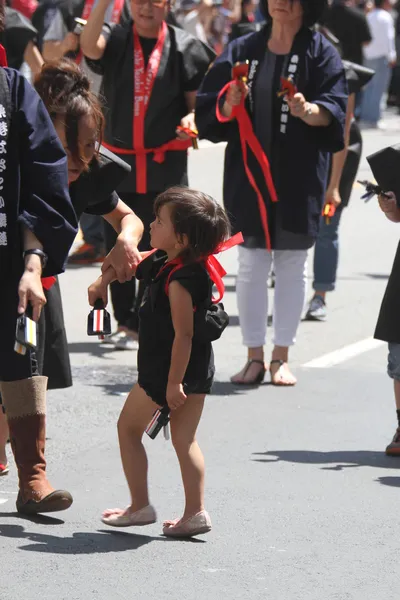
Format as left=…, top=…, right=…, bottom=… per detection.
left=0, top=376, right=73, bottom=514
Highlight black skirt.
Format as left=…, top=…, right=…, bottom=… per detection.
left=374, top=241, right=400, bottom=344
left=39, top=278, right=72, bottom=390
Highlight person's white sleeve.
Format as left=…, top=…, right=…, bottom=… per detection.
left=43, top=10, right=68, bottom=42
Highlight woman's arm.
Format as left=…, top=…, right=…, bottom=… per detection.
left=80, top=0, right=111, bottom=59
left=101, top=199, right=144, bottom=282
left=23, top=41, right=44, bottom=76
left=88, top=265, right=117, bottom=306
left=18, top=226, right=47, bottom=322
left=43, top=33, right=79, bottom=61
left=288, top=93, right=333, bottom=127
left=166, top=281, right=194, bottom=410
left=325, top=93, right=356, bottom=207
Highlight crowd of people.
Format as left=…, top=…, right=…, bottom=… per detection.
left=0, top=0, right=400, bottom=538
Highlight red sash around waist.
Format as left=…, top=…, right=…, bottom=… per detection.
left=102, top=138, right=192, bottom=194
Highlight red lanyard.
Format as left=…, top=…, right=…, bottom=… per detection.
left=76, top=0, right=125, bottom=64
left=133, top=21, right=167, bottom=193
left=216, top=83, right=278, bottom=251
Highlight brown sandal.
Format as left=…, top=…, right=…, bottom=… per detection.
left=231, top=359, right=266, bottom=385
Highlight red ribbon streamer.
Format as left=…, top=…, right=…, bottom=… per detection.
left=156, top=231, right=244, bottom=303
left=41, top=276, right=56, bottom=290
left=216, top=82, right=278, bottom=250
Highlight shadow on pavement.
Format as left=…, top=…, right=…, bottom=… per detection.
left=252, top=450, right=400, bottom=471
left=68, top=342, right=115, bottom=357
left=0, top=512, right=65, bottom=525
left=363, top=273, right=390, bottom=280
left=210, top=381, right=264, bottom=396
left=376, top=476, right=400, bottom=487
left=0, top=524, right=205, bottom=554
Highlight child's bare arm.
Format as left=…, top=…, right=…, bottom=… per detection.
left=88, top=266, right=118, bottom=306
left=167, top=281, right=194, bottom=410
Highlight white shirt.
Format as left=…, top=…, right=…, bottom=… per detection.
left=363, top=8, right=396, bottom=62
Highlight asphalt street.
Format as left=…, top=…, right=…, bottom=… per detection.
left=1, top=110, right=400, bottom=600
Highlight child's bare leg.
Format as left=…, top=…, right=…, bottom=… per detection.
left=104, top=384, right=158, bottom=517
left=170, top=394, right=205, bottom=521
left=0, top=404, right=8, bottom=465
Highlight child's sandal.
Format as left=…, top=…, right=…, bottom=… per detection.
left=162, top=510, right=212, bottom=538
left=101, top=504, right=157, bottom=527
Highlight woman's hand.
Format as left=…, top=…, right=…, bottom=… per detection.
left=222, top=82, right=249, bottom=118
left=62, top=32, right=79, bottom=54
left=325, top=187, right=341, bottom=209
left=88, top=276, right=108, bottom=307
left=287, top=93, right=308, bottom=119
left=176, top=112, right=196, bottom=140
left=166, top=383, right=187, bottom=410
left=102, top=233, right=142, bottom=283
left=378, top=192, right=400, bottom=223
left=18, top=257, right=46, bottom=322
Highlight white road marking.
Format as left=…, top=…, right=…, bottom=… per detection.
left=303, top=337, right=385, bottom=369
left=0, top=498, right=8, bottom=505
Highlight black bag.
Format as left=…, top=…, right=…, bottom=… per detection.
left=194, top=298, right=229, bottom=343
left=165, top=267, right=229, bottom=343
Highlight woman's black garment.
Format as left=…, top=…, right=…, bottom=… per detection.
left=0, top=275, right=39, bottom=382
left=339, top=119, right=362, bottom=207
left=39, top=279, right=72, bottom=390
left=40, top=147, right=131, bottom=389
left=0, top=69, right=76, bottom=383
left=375, top=241, right=400, bottom=344
left=136, top=252, right=215, bottom=407
left=104, top=191, right=157, bottom=331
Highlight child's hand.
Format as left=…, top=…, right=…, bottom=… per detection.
left=166, top=383, right=187, bottom=410
left=378, top=191, right=400, bottom=223
left=88, top=277, right=108, bottom=307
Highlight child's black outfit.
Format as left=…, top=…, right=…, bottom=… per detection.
left=136, top=252, right=215, bottom=407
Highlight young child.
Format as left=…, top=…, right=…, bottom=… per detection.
left=375, top=191, right=400, bottom=455
left=88, top=187, right=231, bottom=537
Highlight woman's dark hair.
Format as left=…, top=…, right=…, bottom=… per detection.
left=260, top=0, right=328, bottom=27
left=154, top=187, right=231, bottom=263
left=34, top=59, right=104, bottom=170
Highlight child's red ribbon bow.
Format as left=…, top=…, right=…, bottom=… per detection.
left=143, top=232, right=244, bottom=303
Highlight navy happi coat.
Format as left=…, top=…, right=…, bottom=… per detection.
left=196, top=25, right=348, bottom=245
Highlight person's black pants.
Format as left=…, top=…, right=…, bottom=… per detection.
left=104, top=191, right=158, bottom=332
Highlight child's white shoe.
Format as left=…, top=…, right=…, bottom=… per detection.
left=101, top=504, right=157, bottom=527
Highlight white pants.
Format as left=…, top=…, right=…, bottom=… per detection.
left=236, top=246, right=308, bottom=348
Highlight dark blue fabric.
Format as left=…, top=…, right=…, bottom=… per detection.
left=196, top=26, right=348, bottom=243
left=1, top=68, right=77, bottom=278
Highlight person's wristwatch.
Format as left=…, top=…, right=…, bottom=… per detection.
left=23, top=248, right=48, bottom=269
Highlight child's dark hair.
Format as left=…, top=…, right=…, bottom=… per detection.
left=34, top=59, right=104, bottom=171
left=154, top=187, right=231, bottom=262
